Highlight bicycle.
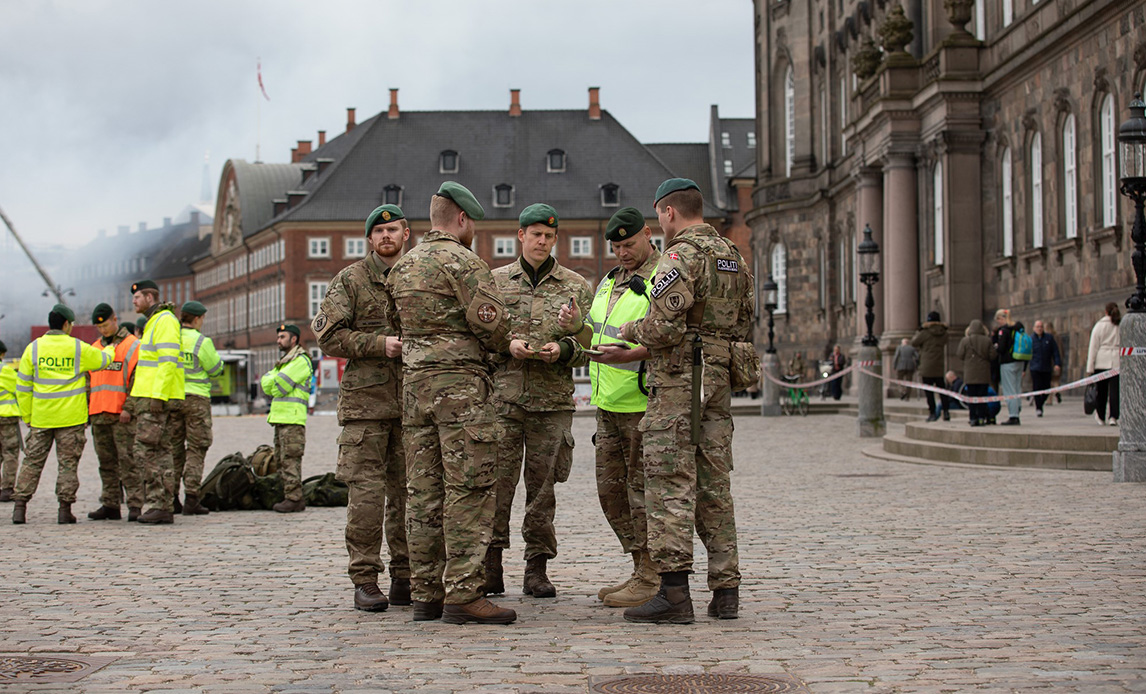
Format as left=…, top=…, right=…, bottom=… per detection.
left=780, top=375, right=810, bottom=416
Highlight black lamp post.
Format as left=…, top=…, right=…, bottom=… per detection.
left=857, top=223, right=882, bottom=346
left=763, top=274, right=779, bottom=353
left=1119, top=93, right=1146, bottom=313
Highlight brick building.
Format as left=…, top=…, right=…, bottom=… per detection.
left=748, top=0, right=1145, bottom=382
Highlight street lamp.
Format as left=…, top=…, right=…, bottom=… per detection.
left=1119, top=92, right=1146, bottom=313
left=857, top=223, right=882, bottom=345
left=763, top=274, right=779, bottom=354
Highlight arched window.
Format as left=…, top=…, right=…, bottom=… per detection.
left=1063, top=114, right=1078, bottom=239
left=1030, top=132, right=1044, bottom=248
left=771, top=243, right=788, bottom=313
left=973, top=0, right=985, bottom=40
left=839, top=73, right=848, bottom=155
left=819, top=83, right=828, bottom=167
left=1002, top=0, right=1013, bottom=27
left=1001, top=147, right=1013, bottom=257
left=785, top=66, right=795, bottom=177
left=1100, top=94, right=1117, bottom=227
left=933, top=163, right=944, bottom=265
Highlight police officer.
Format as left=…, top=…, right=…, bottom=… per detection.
left=619, top=179, right=754, bottom=623
left=0, top=340, right=21, bottom=502
left=130, top=279, right=186, bottom=525
left=486, top=203, right=591, bottom=599
left=559, top=206, right=661, bottom=607
left=172, top=301, right=222, bottom=515
left=87, top=303, right=143, bottom=521
left=386, top=181, right=515, bottom=625
left=312, top=203, right=411, bottom=612
left=11, top=304, right=112, bottom=524
left=260, top=324, right=313, bottom=513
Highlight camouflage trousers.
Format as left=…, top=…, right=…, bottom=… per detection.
left=402, top=372, right=501, bottom=605
left=170, top=394, right=213, bottom=498
left=641, top=378, right=740, bottom=589
left=0, top=416, right=21, bottom=491
left=134, top=398, right=179, bottom=514
left=337, top=418, right=409, bottom=585
left=595, top=408, right=647, bottom=555
left=13, top=424, right=86, bottom=504
left=274, top=424, right=306, bottom=502
left=91, top=412, right=143, bottom=509
left=492, top=404, right=573, bottom=560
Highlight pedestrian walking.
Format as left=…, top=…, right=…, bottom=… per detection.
left=957, top=319, right=997, bottom=427
left=893, top=338, right=919, bottom=401
left=992, top=309, right=1023, bottom=426
left=1029, top=320, right=1061, bottom=418
left=828, top=345, right=848, bottom=401
left=1086, top=302, right=1121, bottom=426
left=912, top=311, right=950, bottom=421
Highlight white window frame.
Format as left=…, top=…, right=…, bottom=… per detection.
left=547, top=149, right=566, bottom=173
left=308, top=281, right=328, bottom=320
left=747, top=132, right=757, bottom=149
left=493, top=184, right=514, bottom=208
left=439, top=150, right=458, bottom=174
left=974, top=0, right=985, bottom=40
left=838, top=237, right=848, bottom=306
left=771, top=243, right=788, bottom=314
left=820, top=83, right=828, bottom=166
left=570, top=237, right=593, bottom=258
left=344, top=237, right=366, bottom=259
left=818, top=246, right=827, bottom=310
left=840, top=74, right=848, bottom=156
left=933, top=163, right=944, bottom=265
left=493, top=237, right=517, bottom=258
left=1002, top=147, right=1014, bottom=257
left=1002, top=0, right=1013, bottom=27
left=308, top=237, right=331, bottom=259
left=785, top=66, right=795, bottom=177
left=600, top=184, right=620, bottom=208
left=724, top=160, right=734, bottom=176
left=383, top=185, right=403, bottom=207
left=651, top=235, right=665, bottom=253
left=1063, top=114, right=1078, bottom=239
left=1031, top=132, right=1044, bottom=248
left=1100, top=94, right=1117, bottom=227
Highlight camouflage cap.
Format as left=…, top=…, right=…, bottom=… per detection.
left=181, top=301, right=208, bottom=317
left=653, top=177, right=701, bottom=206
left=518, top=203, right=558, bottom=229
left=435, top=181, right=485, bottom=221
left=605, top=207, right=646, bottom=241
left=278, top=323, right=301, bottom=339
left=365, top=204, right=406, bottom=236
left=131, top=279, right=159, bottom=294
left=91, top=303, right=115, bottom=324
left=50, top=303, right=75, bottom=323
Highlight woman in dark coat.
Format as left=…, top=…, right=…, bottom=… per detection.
left=911, top=311, right=949, bottom=421
left=957, top=319, right=998, bottom=427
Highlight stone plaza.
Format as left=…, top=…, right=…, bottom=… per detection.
left=1, top=411, right=1144, bottom=693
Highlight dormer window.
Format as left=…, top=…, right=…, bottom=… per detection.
left=600, top=183, right=620, bottom=207
left=439, top=150, right=458, bottom=174
left=383, top=185, right=402, bottom=206
left=547, top=149, right=566, bottom=173
left=721, top=132, right=732, bottom=148
left=494, top=184, right=514, bottom=208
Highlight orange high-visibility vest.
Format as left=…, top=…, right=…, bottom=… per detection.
left=89, top=333, right=140, bottom=416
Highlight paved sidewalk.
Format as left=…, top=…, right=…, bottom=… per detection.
left=1, top=413, right=1143, bottom=693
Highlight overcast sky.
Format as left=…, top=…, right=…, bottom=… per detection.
left=0, top=0, right=755, bottom=249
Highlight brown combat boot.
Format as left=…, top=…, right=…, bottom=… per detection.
left=482, top=546, right=504, bottom=595
left=598, top=551, right=639, bottom=600
left=182, top=495, right=210, bottom=515
left=127, top=506, right=142, bottom=522
left=272, top=498, right=306, bottom=513
left=441, top=597, right=517, bottom=625
left=88, top=505, right=121, bottom=520
left=58, top=502, right=76, bottom=525
left=138, top=508, right=175, bottom=524
left=389, top=577, right=412, bottom=606
left=623, top=572, right=695, bottom=624
left=353, top=582, right=389, bottom=612
left=12, top=499, right=27, bottom=524
left=604, top=551, right=659, bottom=607
left=522, top=556, right=556, bottom=598
left=172, top=497, right=183, bottom=514
left=412, top=600, right=444, bottom=621
left=0, top=488, right=13, bottom=502
left=707, top=587, right=739, bottom=619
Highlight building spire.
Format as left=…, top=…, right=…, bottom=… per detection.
left=200, top=150, right=212, bottom=204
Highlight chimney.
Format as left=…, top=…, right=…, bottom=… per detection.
left=509, top=88, right=522, bottom=117
left=297, top=140, right=312, bottom=158
left=163, top=217, right=172, bottom=228
left=138, top=222, right=147, bottom=232
left=189, top=211, right=200, bottom=230
left=291, top=146, right=299, bottom=163
left=588, top=86, right=601, bottom=120
left=318, top=130, right=326, bottom=147
left=388, top=89, right=400, bottom=119
left=347, top=107, right=357, bottom=133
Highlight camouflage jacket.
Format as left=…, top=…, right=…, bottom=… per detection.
left=312, top=251, right=402, bottom=423
left=491, top=257, right=593, bottom=412
left=620, top=224, right=754, bottom=388
left=386, top=230, right=510, bottom=381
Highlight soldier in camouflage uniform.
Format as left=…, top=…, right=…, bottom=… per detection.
left=487, top=203, right=592, bottom=599
left=0, top=340, right=21, bottom=502
left=313, top=203, right=410, bottom=613
left=386, top=181, right=516, bottom=625
left=619, top=179, right=755, bottom=623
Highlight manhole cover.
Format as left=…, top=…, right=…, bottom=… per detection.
left=0, top=654, right=118, bottom=683
left=590, top=673, right=809, bottom=693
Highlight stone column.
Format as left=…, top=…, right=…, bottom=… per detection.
left=857, top=344, right=885, bottom=437
left=1114, top=313, right=1146, bottom=482
left=761, top=352, right=782, bottom=417
left=882, top=151, right=920, bottom=340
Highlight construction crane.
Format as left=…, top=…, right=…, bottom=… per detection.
left=0, top=203, right=69, bottom=306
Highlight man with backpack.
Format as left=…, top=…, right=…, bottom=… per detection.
left=259, top=324, right=313, bottom=513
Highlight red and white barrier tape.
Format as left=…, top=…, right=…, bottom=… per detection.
left=858, top=366, right=1120, bottom=404
left=761, top=363, right=858, bottom=389
left=1120, top=347, right=1146, bottom=356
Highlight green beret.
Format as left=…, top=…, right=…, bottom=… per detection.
left=50, top=303, right=75, bottom=324
left=131, top=279, right=159, bottom=294
left=278, top=323, right=301, bottom=339
left=435, top=181, right=485, bottom=221
left=135, top=316, right=147, bottom=331
left=365, top=204, right=406, bottom=236
left=606, top=207, right=647, bottom=241
left=182, top=301, right=207, bottom=317
left=0, top=340, right=7, bottom=355
left=519, top=203, right=558, bottom=229
left=91, top=303, right=115, bottom=324
left=653, top=178, right=701, bottom=206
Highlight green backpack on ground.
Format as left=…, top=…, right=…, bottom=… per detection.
left=200, top=453, right=258, bottom=511
left=252, top=471, right=286, bottom=509
left=249, top=444, right=277, bottom=476
left=303, top=473, right=349, bottom=507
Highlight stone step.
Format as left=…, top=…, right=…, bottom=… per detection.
left=881, top=433, right=1112, bottom=471
left=903, top=421, right=1118, bottom=453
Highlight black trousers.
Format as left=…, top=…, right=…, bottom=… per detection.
left=922, top=376, right=949, bottom=414
left=1030, top=370, right=1053, bottom=411
left=1094, top=369, right=1120, bottom=420
left=966, top=383, right=990, bottom=423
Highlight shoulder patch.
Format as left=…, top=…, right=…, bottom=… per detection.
left=650, top=268, right=681, bottom=299
left=476, top=304, right=498, bottom=324
left=667, top=251, right=680, bottom=261
left=716, top=258, right=739, bottom=273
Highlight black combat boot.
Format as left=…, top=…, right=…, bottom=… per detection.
left=707, top=587, right=739, bottom=619
left=389, top=577, right=412, bottom=606
left=127, top=506, right=142, bottom=522
left=522, top=556, right=556, bottom=598
left=483, top=546, right=504, bottom=595
left=0, top=488, right=13, bottom=502
left=182, top=495, right=209, bottom=515
left=412, top=600, right=444, bottom=621
left=88, top=505, right=121, bottom=520
left=172, top=497, right=183, bottom=514
left=623, top=571, right=695, bottom=624
left=12, top=499, right=26, bottom=524
left=58, top=502, right=76, bottom=524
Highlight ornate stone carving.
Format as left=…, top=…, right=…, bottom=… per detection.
left=1053, top=87, right=1072, bottom=115
left=944, top=0, right=974, bottom=35
left=853, top=37, right=883, bottom=79
left=1094, top=66, right=1110, bottom=95
left=1135, top=41, right=1146, bottom=71
left=1021, top=108, right=1039, bottom=133
left=220, top=178, right=242, bottom=250
left=878, top=4, right=914, bottom=55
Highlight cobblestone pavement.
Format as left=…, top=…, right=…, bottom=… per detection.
left=1, top=411, right=1144, bottom=693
